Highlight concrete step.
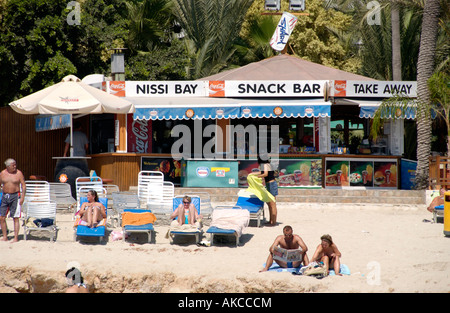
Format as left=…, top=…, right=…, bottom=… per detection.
left=174, top=187, right=426, bottom=205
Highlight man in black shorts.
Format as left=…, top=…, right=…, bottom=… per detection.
left=0, top=159, right=26, bottom=242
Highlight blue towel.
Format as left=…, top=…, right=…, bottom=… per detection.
left=329, top=264, right=351, bottom=276
left=264, top=263, right=302, bottom=273
left=264, top=263, right=351, bottom=275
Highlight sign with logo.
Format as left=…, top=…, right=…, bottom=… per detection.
left=108, top=81, right=126, bottom=97
left=196, top=167, right=210, bottom=177
left=127, top=114, right=152, bottom=153
left=209, top=81, right=225, bottom=97
left=270, top=12, right=298, bottom=51
left=333, top=80, right=417, bottom=98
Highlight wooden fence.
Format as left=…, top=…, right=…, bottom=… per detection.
left=429, top=155, right=450, bottom=189
left=0, top=106, right=67, bottom=181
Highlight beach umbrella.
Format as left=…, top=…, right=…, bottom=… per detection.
left=9, top=75, right=134, bottom=157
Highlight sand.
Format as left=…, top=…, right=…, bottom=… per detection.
left=0, top=202, right=449, bottom=293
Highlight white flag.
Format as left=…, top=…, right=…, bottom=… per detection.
left=269, top=12, right=298, bottom=51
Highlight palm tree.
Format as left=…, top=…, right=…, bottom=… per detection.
left=428, top=71, right=450, bottom=156
left=172, top=0, right=254, bottom=79
left=415, top=0, right=441, bottom=189
left=126, top=0, right=175, bottom=52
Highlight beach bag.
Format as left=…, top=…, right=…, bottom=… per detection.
left=304, top=263, right=328, bottom=277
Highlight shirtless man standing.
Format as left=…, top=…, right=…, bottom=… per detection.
left=0, top=159, right=26, bottom=242
left=310, top=234, right=342, bottom=275
left=260, top=225, right=309, bottom=272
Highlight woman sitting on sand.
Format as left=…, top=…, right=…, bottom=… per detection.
left=310, top=234, right=342, bottom=275
left=77, top=189, right=106, bottom=228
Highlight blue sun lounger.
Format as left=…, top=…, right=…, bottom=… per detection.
left=122, top=208, right=155, bottom=243
left=433, top=204, right=444, bottom=223
left=206, top=206, right=249, bottom=247
left=74, top=197, right=108, bottom=243
left=168, top=196, right=202, bottom=244
left=235, top=196, right=265, bottom=227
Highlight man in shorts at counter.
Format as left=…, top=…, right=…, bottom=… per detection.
left=0, top=158, right=26, bottom=242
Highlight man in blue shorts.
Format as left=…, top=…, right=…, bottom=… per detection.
left=0, top=159, right=26, bottom=242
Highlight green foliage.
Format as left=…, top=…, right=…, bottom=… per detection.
left=126, top=37, right=190, bottom=80
left=172, top=0, right=255, bottom=78
left=241, top=0, right=360, bottom=72
left=0, top=0, right=128, bottom=106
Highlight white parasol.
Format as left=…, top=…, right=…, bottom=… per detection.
left=9, top=75, right=134, bottom=157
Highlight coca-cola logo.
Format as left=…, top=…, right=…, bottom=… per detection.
left=110, top=82, right=125, bottom=90
left=132, top=119, right=149, bottom=153
left=209, top=80, right=225, bottom=97
left=334, top=80, right=346, bottom=97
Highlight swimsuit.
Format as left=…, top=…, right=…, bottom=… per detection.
left=0, top=192, right=21, bottom=218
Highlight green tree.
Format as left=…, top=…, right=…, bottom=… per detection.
left=126, top=0, right=175, bottom=52
left=415, top=0, right=442, bottom=189
left=172, top=0, right=255, bottom=79
left=0, top=0, right=129, bottom=106
left=242, top=0, right=360, bottom=73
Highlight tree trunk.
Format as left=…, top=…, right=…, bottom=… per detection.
left=391, top=2, right=402, bottom=81
left=415, top=0, right=441, bottom=189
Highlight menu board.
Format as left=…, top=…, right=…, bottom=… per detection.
left=325, top=158, right=398, bottom=189
left=237, top=159, right=322, bottom=188
left=278, top=159, right=322, bottom=187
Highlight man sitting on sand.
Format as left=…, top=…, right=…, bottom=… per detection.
left=260, top=225, right=309, bottom=272
left=310, top=234, right=342, bottom=276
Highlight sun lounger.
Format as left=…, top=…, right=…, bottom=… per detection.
left=433, top=204, right=444, bottom=223
left=122, top=209, right=156, bottom=243
left=206, top=206, right=250, bottom=247
left=168, top=196, right=202, bottom=244
left=23, top=201, right=58, bottom=241
left=235, top=196, right=265, bottom=227
left=73, top=196, right=108, bottom=243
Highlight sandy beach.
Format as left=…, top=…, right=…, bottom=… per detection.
left=0, top=201, right=449, bottom=293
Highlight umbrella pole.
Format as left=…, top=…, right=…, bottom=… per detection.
left=70, top=114, right=74, bottom=157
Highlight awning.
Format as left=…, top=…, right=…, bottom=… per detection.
left=129, top=97, right=331, bottom=120
left=359, top=101, right=416, bottom=119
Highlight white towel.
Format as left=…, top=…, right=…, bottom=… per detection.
left=210, top=209, right=250, bottom=237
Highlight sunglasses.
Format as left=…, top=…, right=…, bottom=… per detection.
left=183, top=201, right=190, bottom=204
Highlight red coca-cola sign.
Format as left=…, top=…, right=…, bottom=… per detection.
left=127, top=114, right=152, bottom=153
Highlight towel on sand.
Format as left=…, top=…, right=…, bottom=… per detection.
left=210, top=208, right=250, bottom=237
left=121, top=211, right=156, bottom=227
left=238, top=174, right=275, bottom=203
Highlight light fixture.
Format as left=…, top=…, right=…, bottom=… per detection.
left=289, top=0, right=305, bottom=11
left=265, top=0, right=281, bottom=11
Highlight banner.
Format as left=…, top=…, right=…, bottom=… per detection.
left=333, top=80, right=417, bottom=98
left=270, top=12, right=298, bottom=51
left=127, top=114, right=152, bottom=153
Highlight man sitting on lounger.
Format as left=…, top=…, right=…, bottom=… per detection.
left=260, top=225, right=309, bottom=272
left=427, top=187, right=446, bottom=213
left=170, top=195, right=202, bottom=226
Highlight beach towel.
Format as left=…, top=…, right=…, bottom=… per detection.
left=73, top=215, right=106, bottom=227
left=264, top=262, right=302, bottom=273
left=299, top=263, right=351, bottom=276
left=165, top=219, right=201, bottom=238
left=329, top=264, right=351, bottom=276
left=210, top=209, right=250, bottom=237
left=121, top=211, right=156, bottom=227
left=238, top=174, right=275, bottom=203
